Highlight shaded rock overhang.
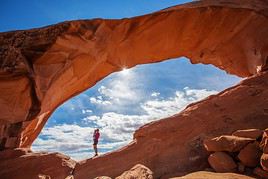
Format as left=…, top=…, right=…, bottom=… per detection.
left=0, top=0, right=268, bottom=149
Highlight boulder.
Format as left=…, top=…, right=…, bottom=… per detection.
left=0, top=151, right=76, bottom=179
left=208, top=152, right=237, bottom=173
left=95, top=177, right=112, bottom=179
left=238, top=142, right=262, bottom=167
left=171, top=171, right=254, bottom=179
left=253, top=167, right=268, bottom=179
left=204, top=135, right=254, bottom=152
left=261, top=153, right=268, bottom=172
left=232, top=129, right=263, bottom=140
left=115, top=164, right=153, bottom=179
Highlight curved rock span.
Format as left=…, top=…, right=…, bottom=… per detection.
left=1, top=0, right=268, bottom=178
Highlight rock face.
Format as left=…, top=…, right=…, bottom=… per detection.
left=73, top=71, right=268, bottom=178
left=208, top=152, right=237, bottom=172
left=0, top=149, right=76, bottom=179
left=1, top=0, right=268, bottom=178
left=1, top=0, right=268, bottom=150
left=172, top=171, right=255, bottom=179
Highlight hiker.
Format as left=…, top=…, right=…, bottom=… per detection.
left=93, top=129, right=100, bottom=156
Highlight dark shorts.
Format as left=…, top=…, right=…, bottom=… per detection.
left=93, top=139, right=98, bottom=145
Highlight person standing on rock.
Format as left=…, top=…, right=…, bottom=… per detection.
left=93, top=129, right=100, bottom=156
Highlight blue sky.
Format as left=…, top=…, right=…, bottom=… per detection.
left=1, top=0, right=242, bottom=160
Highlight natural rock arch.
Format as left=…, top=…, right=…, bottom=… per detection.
left=1, top=0, right=268, bottom=150
left=1, top=0, right=268, bottom=178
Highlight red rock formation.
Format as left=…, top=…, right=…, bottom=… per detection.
left=115, top=164, right=153, bottom=179
left=0, top=149, right=76, bottom=179
left=208, top=152, right=237, bottom=172
left=238, top=142, right=262, bottom=167
left=0, top=0, right=268, bottom=150
left=1, top=0, right=268, bottom=178
left=204, top=135, right=254, bottom=152
left=232, top=129, right=263, bottom=139
left=73, top=72, right=268, bottom=178
left=172, top=171, right=255, bottom=179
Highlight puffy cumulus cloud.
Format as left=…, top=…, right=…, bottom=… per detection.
left=89, top=96, right=112, bottom=106
left=91, top=69, right=144, bottom=109
left=32, top=123, right=134, bottom=160
left=33, top=87, right=218, bottom=161
left=32, top=124, right=93, bottom=160
left=142, top=87, right=218, bottom=118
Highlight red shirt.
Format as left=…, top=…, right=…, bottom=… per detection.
left=93, top=132, right=100, bottom=141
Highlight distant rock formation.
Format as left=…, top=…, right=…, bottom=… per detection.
left=1, top=0, right=268, bottom=178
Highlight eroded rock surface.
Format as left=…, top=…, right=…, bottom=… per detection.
left=171, top=171, right=255, bottom=179
left=204, top=135, right=254, bottom=152
left=115, top=164, right=153, bottom=179
left=0, top=149, right=76, bottom=179
left=74, top=72, right=268, bottom=178
left=208, top=152, right=237, bottom=172
left=1, top=0, right=268, bottom=179
left=0, top=0, right=268, bottom=150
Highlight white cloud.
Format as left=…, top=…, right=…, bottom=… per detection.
left=82, top=109, right=92, bottom=114
left=90, top=96, right=112, bottom=106
left=151, top=92, right=160, bottom=97
left=33, top=87, right=218, bottom=161
left=92, top=68, right=144, bottom=109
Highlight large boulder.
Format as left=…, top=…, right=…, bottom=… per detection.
left=238, top=142, right=262, bottom=167
left=204, top=135, right=254, bottom=152
left=208, top=152, right=237, bottom=173
left=0, top=150, right=76, bottom=179
left=115, top=164, right=153, bottom=179
left=232, top=129, right=263, bottom=140
left=171, top=171, right=254, bottom=179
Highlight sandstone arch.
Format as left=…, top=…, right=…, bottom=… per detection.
left=1, top=0, right=268, bottom=150
left=1, top=0, right=268, bottom=178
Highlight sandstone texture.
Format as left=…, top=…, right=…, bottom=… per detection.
left=208, top=152, right=237, bottom=172
left=232, top=129, right=263, bottom=140
left=172, top=171, right=255, bottom=179
left=204, top=135, right=254, bottom=152
left=203, top=128, right=268, bottom=177
left=0, top=0, right=268, bottom=150
left=0, top=149, right=76, bottom=179
left=73, top=71, right=268, bottom=178
left=115, top=164, right=153, bottom=179
left=238, top=142, right=262, bottom=167
left=1, top=0, right=268, bottom=179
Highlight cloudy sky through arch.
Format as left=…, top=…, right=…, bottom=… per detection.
left=32, top=57, right=241, bottom=160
